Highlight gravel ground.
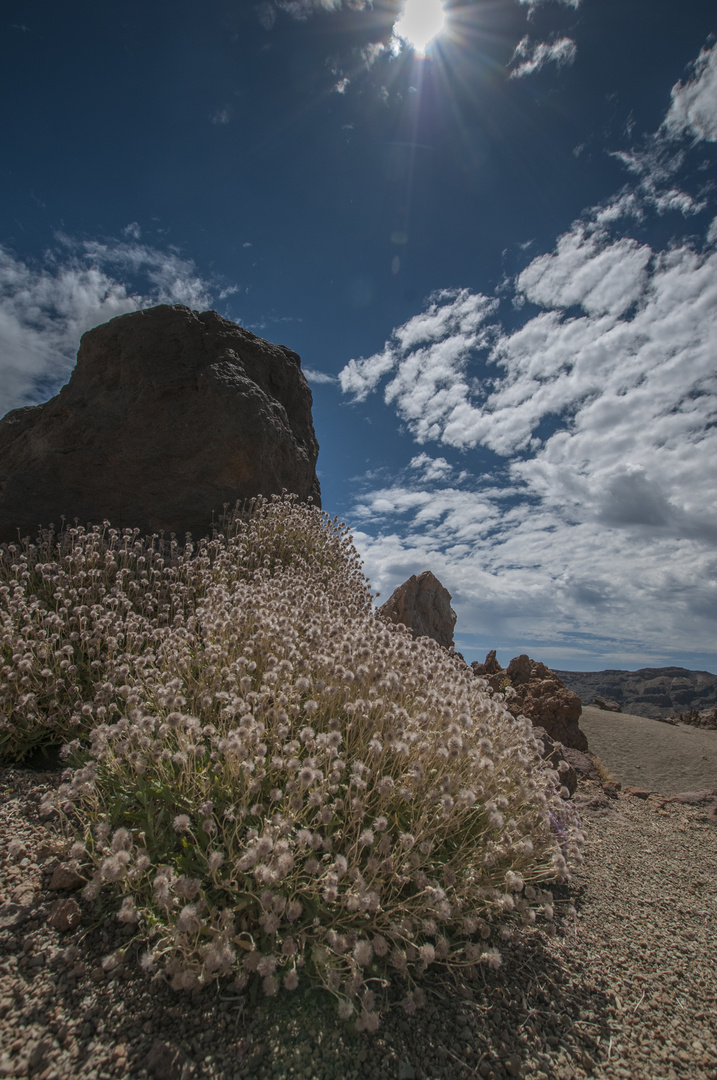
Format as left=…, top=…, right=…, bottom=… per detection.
left=1, top=764, right=716, bottom=1080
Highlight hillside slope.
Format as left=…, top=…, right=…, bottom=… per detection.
left=554, top=666, right=717, bottom=719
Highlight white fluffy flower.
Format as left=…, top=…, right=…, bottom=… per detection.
left=353, top=938, right=373, bottom=967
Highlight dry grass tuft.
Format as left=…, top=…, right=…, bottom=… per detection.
left=590, top=754, right=619, bottom=784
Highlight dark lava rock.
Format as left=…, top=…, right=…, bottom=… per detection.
left=561, top=747, right=602, bottom=784
left=0, top=305, right=320, bottom=543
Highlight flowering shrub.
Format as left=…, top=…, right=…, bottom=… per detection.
left=1, top=495, right=583, bottom=1029
left=1, top=520, right=203, bottom=760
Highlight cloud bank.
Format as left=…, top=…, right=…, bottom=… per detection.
left=339, top=43, right=717, bottom=666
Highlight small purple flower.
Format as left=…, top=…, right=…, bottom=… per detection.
left=549, top=811, right=569, bottom=845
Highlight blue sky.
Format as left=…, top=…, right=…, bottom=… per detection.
left=1, top=0, right=716, bottom=672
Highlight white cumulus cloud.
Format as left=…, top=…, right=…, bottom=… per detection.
left=664, top=41, right=717, bottom=143
left=303, top=367, right=338, bottom=384
left=338, top=289, right=497, bottom=441
left=0, top=237, right=214, bottom=419
left=409, top=453, right=454, bottom=482
left=516, top=225, right=652, bottom=316
left=508, top=36, right=576, bottom=79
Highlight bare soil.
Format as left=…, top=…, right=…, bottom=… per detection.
left=579, top=705, right=717, bottom=794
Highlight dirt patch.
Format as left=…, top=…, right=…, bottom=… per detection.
left=579, top=704, right=717, bottom=794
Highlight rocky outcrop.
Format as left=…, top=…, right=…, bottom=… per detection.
left=554, top=666, right=717, bottom=720
left=378, top=571, right=457, bottom=649
left=659, top=788, right=717, bottom=808
left=561, top=747, right=602, bottom=784
left=472, top=651, right=588, bottom=751
left=474, top=649, right=503, bottom=680
left=667, top=708, right=717, bottom=731
left=593, top=695, right=622, bottom=713
left=0, top=305, right=320, bottom=543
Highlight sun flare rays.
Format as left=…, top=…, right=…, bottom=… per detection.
left=393, top=0, right=447, bottom=56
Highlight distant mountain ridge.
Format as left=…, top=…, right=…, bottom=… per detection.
left=553, top=666, right=717, bottom=719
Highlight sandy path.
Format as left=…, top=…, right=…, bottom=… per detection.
left=579, top=704, right=717, bottom=794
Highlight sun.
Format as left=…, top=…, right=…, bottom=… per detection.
left=393, top=0, right=447, bottom=56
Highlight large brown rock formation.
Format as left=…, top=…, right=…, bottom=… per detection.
left=472, top=650, right=588, bottom=751
left=379, top=570, right=457, bottom=649
left=0, top=305, right=320, bottom=542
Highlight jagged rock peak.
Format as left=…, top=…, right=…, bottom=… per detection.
left=0, top=304, right=321, bottom=542
left=378, top=570, right=457, bottom=650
